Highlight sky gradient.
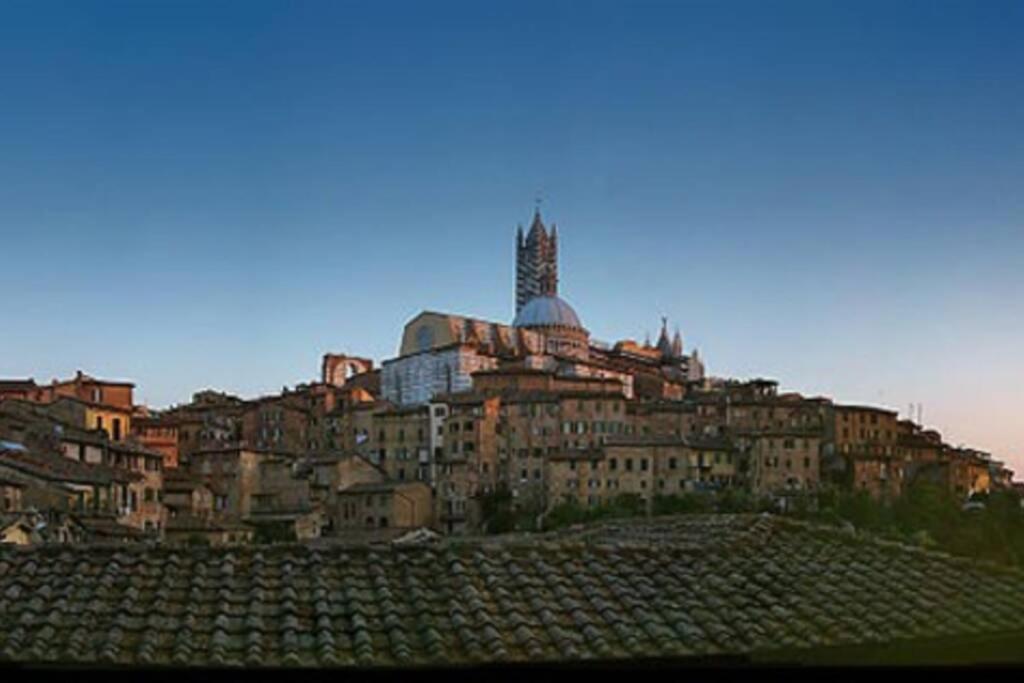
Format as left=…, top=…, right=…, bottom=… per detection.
left=1, top=1, right=1021, bottom=470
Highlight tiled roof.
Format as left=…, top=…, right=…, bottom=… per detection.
left=0, top=379, right=38, bottom=390
left=2, top=514, right=1024, bottom=667
left=166, top=514, right=250, bottom=533
left=0, top=447, right=140, bottom=486
left=72, top=515, right=144, bottom=539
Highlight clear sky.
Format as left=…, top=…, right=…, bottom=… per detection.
left=1, top=1, right=1021, bottom=471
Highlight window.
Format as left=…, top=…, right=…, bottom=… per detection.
left=804, top=457, right=811, bottom=469
left=96, top=416, right=104, bottom=431
left=112, top=418, right=122, bottom=441
left=669, top=457, right=677, bottom=470
left=640, top=459, right=648, bottom=472
left=144, top=488, right=155, bottom=503
left=625, top=458, right=633, bottom=472
left=609, top=458, right=618, bottom=470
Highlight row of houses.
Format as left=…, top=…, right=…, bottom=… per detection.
left=0, top=360, right=1013, bottom=545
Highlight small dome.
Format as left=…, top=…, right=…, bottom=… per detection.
left=513, top=295, right=584, bottom=330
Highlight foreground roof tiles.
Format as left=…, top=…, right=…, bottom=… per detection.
left=1, top=515, right=1024, bottom=667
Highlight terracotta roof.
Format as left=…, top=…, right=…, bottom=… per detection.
left=337, top=481, right=427, bottom=495
left=166, top=514, right=251, bottom=533
left=0, top=379, right=38, bottom=391
left=0, top=447, right=140, bottom=485
left=74, top=515, right=146, bottom=538
left=163, top=472, right=208, bottom=493
left=49, top=395, right=134, bottom=413
left=604, top=435, right=691, bottom=448
left=2, top=515, right=1024, bottom=666
left=833, top=404, right=899, bottom=416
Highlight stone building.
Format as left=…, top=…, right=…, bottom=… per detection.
left=0, top=379, right=48, bottom=402
left=827, top=404, right=904, bottom=499
left=131, top=414, right=180, bottom=468
left=185, top=446, right=318, bottom=540
left=336, top=480, right=433, bottom=533
left=0, top=399, right=164, bottom=534
left=745, top=430, right=821, bottom=498
left=431, top=393, right=502, bottom=534
left=368, top=404, right=431, bottom=483
left=0, top=441, right=142, bottom=528
left=107, top=440, right=166, bottom=533
left=240, top=396, right=311, bottom=453
left=0, top=477, right=24, bottom=513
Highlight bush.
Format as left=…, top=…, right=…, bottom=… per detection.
left=806, top=482, right=1024, bottom=568
left=716, top=488, right=757, bottom=513
left=653, top=493, right=713, bottom=515
left=185, top=533, right=210, bottom=547
left=253, top=522, right=296, bottom=544
left=542, top=494, right=646, bottom=531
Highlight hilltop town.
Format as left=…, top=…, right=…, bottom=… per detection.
left=0, top=210, right=1016, bottom=546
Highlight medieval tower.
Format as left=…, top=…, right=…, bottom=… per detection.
left=515, top=209, right=559, bottom=314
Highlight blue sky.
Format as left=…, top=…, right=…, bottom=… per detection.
left=1, top=1, right=1021, bottom=469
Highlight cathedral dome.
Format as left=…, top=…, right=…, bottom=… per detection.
left=512, top=295, right=584, bottom=330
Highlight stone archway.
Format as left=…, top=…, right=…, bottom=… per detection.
left=321, top=354, right=373, bottom=387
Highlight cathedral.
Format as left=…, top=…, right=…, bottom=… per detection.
left=381, top=208, right=705, bottom=405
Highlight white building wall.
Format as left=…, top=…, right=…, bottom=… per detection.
left=382, top=348, right=499, bottom=406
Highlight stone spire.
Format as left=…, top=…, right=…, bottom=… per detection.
left=672, top=327, right=683, bottom=357
left=656, top=316, right=673, bottom=359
